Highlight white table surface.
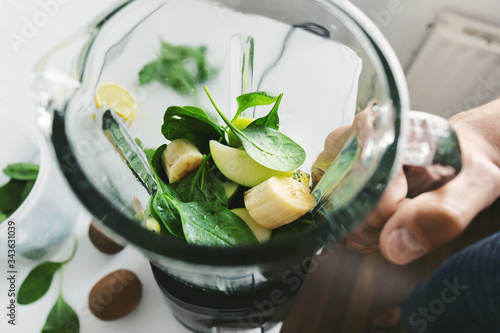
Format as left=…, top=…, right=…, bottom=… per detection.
left=0, top=1, right=283, bottom=332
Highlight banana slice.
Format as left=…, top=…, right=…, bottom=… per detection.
left=244, top=176, right=316, bottom=230
left=162, top=139, right=203, bottom=183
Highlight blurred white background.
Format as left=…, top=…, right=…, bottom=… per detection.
left=351, top=0, right=500, bottom=116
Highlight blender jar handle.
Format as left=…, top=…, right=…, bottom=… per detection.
left=402, top=110, right=462, bottom=198
left=313, top=107, right=462, bottom=208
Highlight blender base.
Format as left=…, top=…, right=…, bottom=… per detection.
left=150, top=263, right=307, bottom=333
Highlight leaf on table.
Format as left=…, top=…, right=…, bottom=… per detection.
left=17, top=262, right=63, bottom=305
left=41, top=295, right=79, bottom=333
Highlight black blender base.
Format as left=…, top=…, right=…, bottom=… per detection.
left=150, top=263, right=308, bottom=333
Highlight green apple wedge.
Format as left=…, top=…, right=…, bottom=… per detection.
left=209, top=140, right=293, bottom=187
left=222, top=181, right=239, bottom=203
left=228, top=117, right=254, bottom=147
left=231, top=208, right=271, bottom=243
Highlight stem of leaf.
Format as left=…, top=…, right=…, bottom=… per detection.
left=195, top=154, right=211, bottom=190
left=62, top=233, right=78, bottom=265
left=58, top=265, right=64, bottom=298
left=204, top=86, right=242, bottom=136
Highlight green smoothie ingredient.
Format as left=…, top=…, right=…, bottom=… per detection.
left=18, top=236, right=79, bottom=333
left=139, top=88, right=315, bottom=246
left=0, top=163, right=39, bottom=224
left=139, top=39, right=217, bottom=95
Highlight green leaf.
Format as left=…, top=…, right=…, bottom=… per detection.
left=144, top=148, right=156, bottom=162
left=134, top=138, right=156, bottom=162
left=153, top=191, right=184, bottom=238
left=19, top=180, right=36, bottom=203
left=240, top=124, right=306, bottom=171
left=17, top=237, right=77, bottom=305
left=41, top=295, right=79, bottom=333
left=234, top=91, right=279, bottom=121
left=250, top=93, right=283, bottom=130
left=3, top=163, right=39, bottom=181
left=272, top=218, right=312, bottom=240
left=138, top=61, right=163, bottom=85
left=0, top=180, right=27, bottom=214
left=205, top=87, right=305, bottom=171
left=139, top=40, right=216, bottom=95
left=147, top=149, right=184, bottom=238
left=150, top=144, right=169, bottom=185
left=175, top=158, right=227, bottom=206
left=178, top=201, right=259, bottom=246
left=17, top=262, right=63, bottom=305
left=162, top=106, right=225, bottom=152
left=0, top=212, right=7, bottom=224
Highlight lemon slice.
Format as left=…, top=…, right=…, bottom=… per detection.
left=95, top=82, right=138, bottom=123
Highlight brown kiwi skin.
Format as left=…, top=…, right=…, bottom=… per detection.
left=88, top=220, right=125, bottom=255
left=88, top=269, right=143, bottom=321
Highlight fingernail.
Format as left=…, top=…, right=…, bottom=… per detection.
left=385, top=228, right=424, bottom=264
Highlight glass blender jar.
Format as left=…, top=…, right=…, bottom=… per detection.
left=33, top=0, right=461, bottom=331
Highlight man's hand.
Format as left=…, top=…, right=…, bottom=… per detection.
left=313, top=99, right=500, bottom=265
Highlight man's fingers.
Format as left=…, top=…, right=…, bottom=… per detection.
left=344, top=170, right=407, bottom=253
left=380, top=154, right=500, bottom=265
left=311, top=125, right=352, bottom=186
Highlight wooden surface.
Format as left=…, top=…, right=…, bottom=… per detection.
left=281, top=198, right=500, bottom=333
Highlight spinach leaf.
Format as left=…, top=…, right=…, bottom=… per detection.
left=17, top=262, right=63, bottom=305
left=0, top=163, right=40, bottom=220
left=272, top=219, right=312, bottom=240
left=177, top=201, right=258, bottom=246
left=205, top=87, right=305, bottom=171
left=175, top=155, right=227, bottom=206
left=153, top=191, right=184, bottom=238
left=150, top=144, right=169, bottom=185
left=153, top=174, right=256, bottom=246
left=0, top=180, right=27, bottom=214
left=161, top=106, right=224, bottom=152
left=134, top=138, right=156, bottom=162
left=240, top=124, right=306, bottom=171
left=233, top=91, right=279, bottom=121
left=3, top=163, right=39, bottom=181
left=205, top=86, right=306, bottom=171
left=19, top=180, right=36, bottom=203
left=41, top=294, right=79, bottom=333
left=148, top=149, right=184, bottom=237
left=139, top=40, right=216, bottom=95
left=17, top=236, right=77, bottom=305
left=250, top=93, right=283, bottom=130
